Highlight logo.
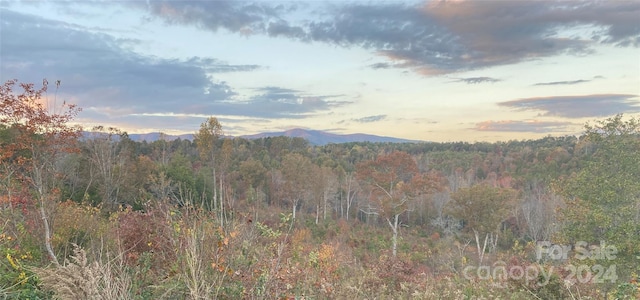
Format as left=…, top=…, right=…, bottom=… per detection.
left=462, top=240, right=618, bottom=286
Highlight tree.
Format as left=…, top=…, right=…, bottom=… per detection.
left=356, top=151, right=439, bottom=256
left=279, top=153, right=314, bottom=220
left=556, top=114, right=640, bottom=281
left=238, top=157, right=267, bottom=220
left=84, top=126, right=129, bottom=211
left=0, top=79, right=82, bottom=264
left=520, top=181, right=561, bottom=242
left=340, top=169, right=359, bottom=221
left=219, top=138, right=233, bottom=224
left=310, top=165, right=337, bottom=224
left=447, top=184, right=517, bottom=264
left=194, top=117, right=223, bottom=216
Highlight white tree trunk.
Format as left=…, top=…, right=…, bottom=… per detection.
left=212, top=167, right=217, bottom=211
left=473, top=229, right=489, bottom=265
left=292, top=200, right=297, bottom=220
left=219, top=174, right=224, bottom=227
left=39, top=198, right=58, bottom=265
left=387, top=214, right=400, bottom=257
left=34, top=163, right=58, bottom=265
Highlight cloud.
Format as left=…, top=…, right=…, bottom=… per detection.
left=1, top=10, right=241, bottom=111
left=423, top=1, right=640, bottom=67
left=0, top=10, right=347, bottom=125
left=131, top=1, right=286, bottom=35
left=499, top=94, right=640, bottom=118
left=451, top=77, right=501, bottom=84
left=130, top=0, right=640, bottom=75
left=222, top=86, right=349, bottom=118
left=353, top=115, right=387, bottom=123
left=369, top=63, right=393, bottom=70
left=534, top=79, right=591, bottom=86
left=475, top=120, right=574, bottom=133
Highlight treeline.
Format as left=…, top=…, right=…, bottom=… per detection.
left=63, top=127, right=581, bottom=215
left=1, top=79, right=638, bottom=299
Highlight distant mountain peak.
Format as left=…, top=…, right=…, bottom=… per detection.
left=90, top=128, right=423, bottom=145
left=240, top=128, right=422, bottom=145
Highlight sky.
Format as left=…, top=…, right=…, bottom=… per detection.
left=1, top=0, right=639, bottom=142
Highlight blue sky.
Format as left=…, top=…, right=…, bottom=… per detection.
left=1, top=0, right=639, bottom=142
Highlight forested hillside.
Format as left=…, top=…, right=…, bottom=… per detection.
left=2, top=80, right=639, bottom=299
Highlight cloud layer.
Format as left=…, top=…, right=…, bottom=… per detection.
left=475, top=120, right=574, bottom=133
left=452, top=77, right=501, bottom=84
left=132, top=0, right=640, bottom=75
left=0, top=9, right=347, bottom=124
left=499, top=94, right=640, bottom=118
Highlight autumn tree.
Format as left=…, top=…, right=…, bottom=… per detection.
left=194, top=117, right=223, bottom=216
left=556, top=114, right=640, bottom=281
left=338, top=168, right=359, bottom=221
left=279, top=152, right=314, bottom=220
left=356, top=151, right=439, bottom=256
left=447, top=184, right=518, bottom=264
left=238, top=157, right=267, bottom=221
left=0, top=79, right=81, bottom=264
left=310, top=165, right=337, bottom=224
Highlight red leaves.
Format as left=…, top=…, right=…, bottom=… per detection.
left=356, top=151, right=440, bottom=216
left=0, top=79, right=82, bottom=182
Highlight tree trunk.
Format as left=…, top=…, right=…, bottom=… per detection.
left=339, top=190, right=344, bottom=219
left=40, top=200, right=58, bottom=265
left=33, top=161, right=59, bottom=265
left=292, top=201, right=296, bottom=219
left=346, top=189, right=355, bottom=221
left=473, top=229, right=489, bottom=265
left=212, top=167, right=217, bottom=211
left=388, top=214, right=400, bottom=257
left=323, top=190, right=328, bottom=221
left=219, top=174, right=224, bottom=227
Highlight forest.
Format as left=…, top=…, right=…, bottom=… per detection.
left=1, top=79, right=639, bottom=299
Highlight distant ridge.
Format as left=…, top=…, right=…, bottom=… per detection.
left=240, top=128, right=422, bottom=145
left=83, top=131, right=194, bottom=142
left=126, top=132, right=194, bottom=142
left=87, top=128, right=422, bottom=145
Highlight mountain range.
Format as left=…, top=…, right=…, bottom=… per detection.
left=122, top=128, right=422, bottom=145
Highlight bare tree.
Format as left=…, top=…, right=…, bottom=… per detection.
left=521, top=181, right=562, bottom=242
left=84, top=126, right=129, bottom=211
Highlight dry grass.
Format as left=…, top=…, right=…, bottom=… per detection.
left=34, top=244, right=132, bottom=300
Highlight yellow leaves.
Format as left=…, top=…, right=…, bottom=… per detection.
left=4, top=251, right=29, bottom=286
left=17, top=271, right=27, bottom=285
left=6, top=253, right=19, bottom=270
left=309, top=243, right=337, bottom=272
left=0, top=233, right=12, bottom=241
left=318, top=243, right=335, bottom=263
